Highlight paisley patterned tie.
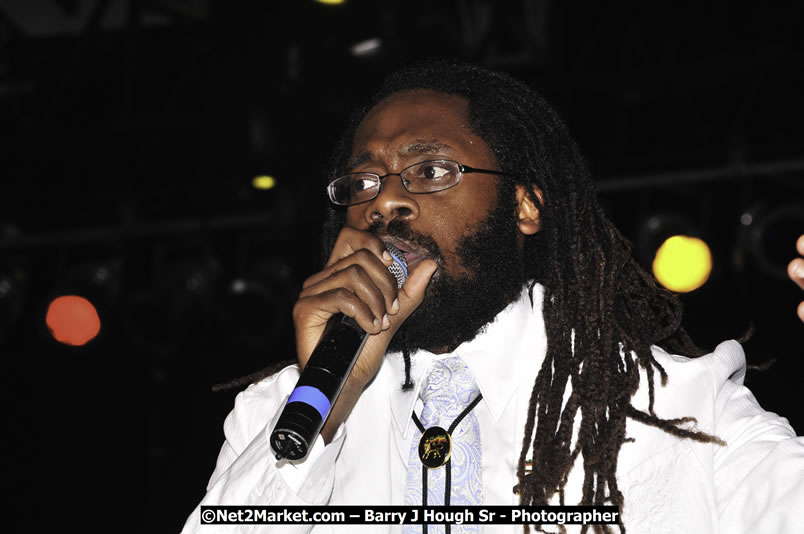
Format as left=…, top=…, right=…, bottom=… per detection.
left=404, top=356, right=482, bottom=533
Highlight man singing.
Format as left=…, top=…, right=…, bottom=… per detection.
left=182, top=60, right=803, bottom=533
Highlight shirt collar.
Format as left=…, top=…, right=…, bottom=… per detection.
left=387, top=283, right=547, bottom=438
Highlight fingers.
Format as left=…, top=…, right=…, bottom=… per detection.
left=299, top=227, right=402, bottom=333
left=396, top=259, right=439, bottom=316
left=789, top=257, right=804, bottom=292
left=293, top=226, right=439, bottom=380
left=323, top=227, right=392, bottom=269
left=298, top=251, right=400, bottom=334
left=790, top=234, right=804, bottom=322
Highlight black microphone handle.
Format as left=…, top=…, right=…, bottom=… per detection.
left=270, top=314, right=367, bottom=460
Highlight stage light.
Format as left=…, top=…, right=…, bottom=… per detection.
left=45, top=295, right=101, bottom=346
left=350, top=38, right=382, bottom=57
left=43, top=259, right=121, bottom=347
left=316, top=0, right=345, bottom=5
left=637, top=213, right=712, bottom=293
left=652, top=235, right=712, bottom=293
left=252, top=175, right=277, bottom=190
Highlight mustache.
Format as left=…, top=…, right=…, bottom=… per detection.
left=368, top=219, right=444, bottom=264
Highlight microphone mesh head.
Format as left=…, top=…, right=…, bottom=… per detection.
left=384, top=243, right=408, bottom=288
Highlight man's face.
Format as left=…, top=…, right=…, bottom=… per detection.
left=345, top=90, right=528, bottom=353
left=346, top=90, right=506, bottom=276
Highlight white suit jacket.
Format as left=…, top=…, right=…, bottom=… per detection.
left=181, top=285, right=804, bottom=533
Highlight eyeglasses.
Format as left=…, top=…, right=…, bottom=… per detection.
left=327, top=159, right=513, bottom=206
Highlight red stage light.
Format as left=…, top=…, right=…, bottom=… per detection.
left=45, top=295, right=101, bottom=346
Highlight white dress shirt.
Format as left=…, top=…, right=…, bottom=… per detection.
left=181, top=284, right=804, bottom=533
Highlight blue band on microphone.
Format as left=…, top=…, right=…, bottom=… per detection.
left=287, top=386, right=331, bottom=420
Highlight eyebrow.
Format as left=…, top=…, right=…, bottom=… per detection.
left=345, top=140, right=456, bottom=172
left=402, top=141, right=453, bottom=156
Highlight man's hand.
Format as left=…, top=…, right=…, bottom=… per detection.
left=788, top=234, right=804, bottom=322
left=292, top=227, right=438, bottom=442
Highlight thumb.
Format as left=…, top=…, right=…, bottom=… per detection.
left=396, top=259, right=439, bottom=317
left=358, top=259, right=437, bottom=362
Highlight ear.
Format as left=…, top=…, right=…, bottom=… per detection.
left=515, top=185, right=543, bottom=235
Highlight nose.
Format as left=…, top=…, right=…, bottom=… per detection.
left=362, top=173, right=420, bottom=225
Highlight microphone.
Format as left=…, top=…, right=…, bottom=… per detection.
left=270, top=243, right=408, bottom=460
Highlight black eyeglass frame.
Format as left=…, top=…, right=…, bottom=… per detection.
left=326, top=159, right=514, bottom=206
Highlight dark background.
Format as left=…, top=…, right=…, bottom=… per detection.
left=1, top=1, right=802, bottom=532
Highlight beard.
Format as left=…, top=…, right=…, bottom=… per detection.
left=373, top=185, right=527, bottom=355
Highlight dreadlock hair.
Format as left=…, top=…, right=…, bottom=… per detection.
left=321, top=59, right=724, bottom=533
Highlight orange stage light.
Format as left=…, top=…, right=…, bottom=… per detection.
left=46, top=295, right=101, bottom=346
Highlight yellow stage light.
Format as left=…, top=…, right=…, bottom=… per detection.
left=252, top=175, right=276, bottom=190
left=652, top=235, right=712, bottom=293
